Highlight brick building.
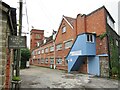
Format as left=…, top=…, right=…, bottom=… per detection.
left=30, top=29, right=44, bottom=50
left=0, top=1, right=17, bottom=89
left=30, top=6, right=120, bottom=77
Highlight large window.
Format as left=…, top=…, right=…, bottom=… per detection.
left=56, top=58, right=62, bottom=64
left=87, top=34, right=94, bottom=42
left=50, top=58, right=54, bottom=64
left=50, top=46, right=54, bottom=52
left=45, top=48, right=49, bottom=53
left=56, top=44, right=62, bottom=51
left=107, top=15, right=114, bottom=29
left=64, top=40, right=72, bottom=49
left=62, top=26, right=66, bottom=33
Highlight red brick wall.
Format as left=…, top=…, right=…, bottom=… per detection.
left=96, top=37, right=108, bottom=55
left=55, top=18, right=76, bottom=69
left=86, top=8, right=106, bottom=36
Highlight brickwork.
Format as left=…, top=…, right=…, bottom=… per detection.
left=86, top=7, right=106, bottom=36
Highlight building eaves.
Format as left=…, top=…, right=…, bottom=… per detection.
left=63, top=15, right=76, bottom=29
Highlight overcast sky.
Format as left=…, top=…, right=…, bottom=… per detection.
left=2, top=0, right=119, bottom=48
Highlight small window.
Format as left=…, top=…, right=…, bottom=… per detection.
left=62, top=26, right=66, bottom=33
left=56, top=58, right=62, bottom=64
left=87, top=34, right=94, bottom=42
left=64, top=40, right=72, bottom=49
left=56, top=44, right=62, bottom=51
left=50, top=46, right=54, bottom=52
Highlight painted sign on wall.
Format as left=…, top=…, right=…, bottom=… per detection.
left=70, top=50, right=82, bottom=56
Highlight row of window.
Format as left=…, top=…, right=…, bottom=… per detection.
left=34, top=58, right=62, bottom=65
left=33, top=40, right=73, bottom=55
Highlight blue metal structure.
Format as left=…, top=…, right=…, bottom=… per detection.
left=66, top=33, right=100, bottom=76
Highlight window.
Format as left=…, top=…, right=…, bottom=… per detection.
left=116, top=40, right=118, bottom=46
left=50, top=46, right=54, bottom=52
left=56, top=44, right=62, bottom=51
left=38, top=59, right=40, bottom=64
left=36, top=34, right=41, bottom=39
left=41, top=49, right=44, bottom=54
left=38, top=50, right=40, bottom=54
left=41, top=58, right=44, bottom=63
left=62, top=26, right=66, bottom=33
left=45, top=48, right=48, bottom=53
left=32, top=51, right=34, bottom=55
left=107, top=15, right=114, bottom=29
left=56, top=58, right=62, bottom=64
left=50, top=58, right=54, bottom=64
left=64, top=40, right=72, bottom=49
left=87, top=34, right=94, bottom=42
left=45, top=58, right=48, bottom=64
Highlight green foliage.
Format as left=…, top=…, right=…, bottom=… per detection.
left=110, top=37, right=119, bottom=77
left=12, top=76, right=21, bottom=81
left=21, top=48, right=31, bottom=61
left=111, top=67, right=118, bottom=75
left=20, top=48, right=31, bottom=69
left=99, top=32, right=107, bottom=40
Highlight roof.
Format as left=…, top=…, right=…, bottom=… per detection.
left=63, top=15, right=76, bottom=27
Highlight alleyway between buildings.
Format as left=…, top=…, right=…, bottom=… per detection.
left=20, top=66, right=118, bottom=89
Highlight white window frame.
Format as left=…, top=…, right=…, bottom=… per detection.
left=56, top=44, right=62, bottom=51
left=50, top=46, right=54, bottom=52
left=56, top=58, right=62, bottom=64
left=45, top=58, right=48, bottom=64
left=41, top=49, right=44, bottom=54
left=50, top=58, right=54, bottom=64
left=45, top=48, right=49, bottom=53
left=64, top=40, right=72, bottom=49
left=87, top=34, right=94, bottom=42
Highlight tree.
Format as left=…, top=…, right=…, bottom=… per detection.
left=21, top=48, right=31, bottom=68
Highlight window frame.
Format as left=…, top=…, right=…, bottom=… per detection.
left=87, top=34, right=94, bottom=43
left=56, top=43, right=62, bottom=51
left=50, top=46, right=54, bottom=52
left=62, top=26, right=66, bottom=33
left=56, top=58, right=62, bottom=64
left=64, top=40, right=72, bottom=49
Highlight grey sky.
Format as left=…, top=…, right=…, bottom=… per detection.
left=2, top=0, right=119, bottom=47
